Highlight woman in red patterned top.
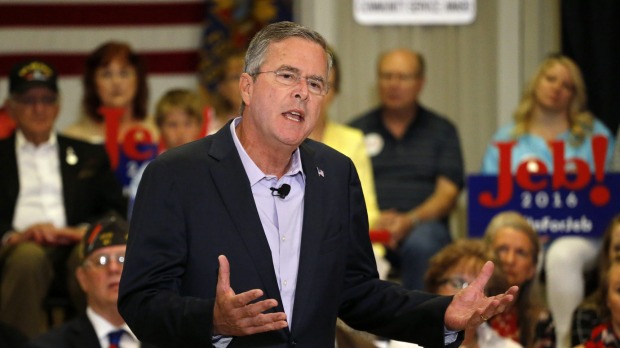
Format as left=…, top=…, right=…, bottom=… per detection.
left=483, top=211, right=556, bottom=348
left=579, top=262, right=620, bottom=348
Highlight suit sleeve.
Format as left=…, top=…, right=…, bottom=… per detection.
left=338, top=158, right=457, bottom=347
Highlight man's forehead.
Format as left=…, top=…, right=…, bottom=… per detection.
left=380, top=51, right=419, bottom=68
left=266, top=38, right=327, bottom=69
left=380, top=60, right=417, bottom=73
left=18, top=86, right=58, bottom=96
left=88, top=245, right=126, bottom=257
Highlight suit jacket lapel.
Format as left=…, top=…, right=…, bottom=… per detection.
left=57, top=136, right=78, bottom=223
left=208, top=126, right=285, bottom=313
left=68, top=315, right=102, bottom=347
left=291, top=142, right=327, bottom=332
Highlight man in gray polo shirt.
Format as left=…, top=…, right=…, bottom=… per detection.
left=350, top=48, right=464, bottom=290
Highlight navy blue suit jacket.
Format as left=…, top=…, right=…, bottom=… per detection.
left=119, top=123, right=457, bottom=348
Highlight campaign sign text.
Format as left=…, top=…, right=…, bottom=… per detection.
left=468, top=136, right=619, bottom=238
left=100, top=107, right=157, bottom=193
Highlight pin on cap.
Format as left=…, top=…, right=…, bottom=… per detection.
left=81, top=213, right=128, bottom=259
left=9, top=59, right=59, bottom=95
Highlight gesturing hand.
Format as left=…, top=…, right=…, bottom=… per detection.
left=444, top=261, right=518, bottom=331
left=212, top=255, right=288, bottom=336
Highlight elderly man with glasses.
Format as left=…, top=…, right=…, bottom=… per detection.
left=0, top=59, right=126, bottom=338
left=28, top=214, right=160, bottom=348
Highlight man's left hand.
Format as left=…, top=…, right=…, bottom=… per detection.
left=444, top=261, right=518, bottom=331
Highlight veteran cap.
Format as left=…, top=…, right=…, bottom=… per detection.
left=9, top=59, right=59, bottom=94
left=82, top=213, right=128, bottom=258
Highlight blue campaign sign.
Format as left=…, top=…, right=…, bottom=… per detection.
left=114, top=142, right=158, bottom=195
left=468, top=173, right=620, bottom=238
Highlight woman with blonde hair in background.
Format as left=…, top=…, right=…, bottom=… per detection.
left=480, top=55, right=615, bottom=348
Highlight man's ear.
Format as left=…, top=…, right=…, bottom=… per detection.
left=75, top=266, right=89, bottom=293
left=417, top=77, right=426, bottom=91
left=239, top=73, right=253, bottom=107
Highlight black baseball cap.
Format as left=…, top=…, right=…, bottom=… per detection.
left=9, top=59, right=59, bottom=95
left=82, top=213, right=128, bottom=259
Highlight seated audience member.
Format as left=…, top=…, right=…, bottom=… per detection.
left=425, top=239, right=517, bottom=348
left=127, top=88, right=203, bottom=217
left=391, top=239, right=518, bottom=348
left=63, top=41, right=158, bottom=193
left=481, top=54, right=614, bottom=174
left=308, top=47, right=380, bottom=230
left=574, top=262, right=620, bottom=348
left=571, top=215, right=620, bottom=346
left=152, top=88, right=203, bottom=151
left=349, top=48, right=464, bottom=290
left=27, top=213, right=160, bottom=348
left=480, top=54, right=614, bottom=348
left=64, top=41, right=157, bottom=144
left=0, top=59, right=126, bottom=338
left=204, top=51, right=245, bottom=134
left=483, top=211, right=555, bottom=348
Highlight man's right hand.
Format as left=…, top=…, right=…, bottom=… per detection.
left=376, top=210, right=416, bottom=248
left=5, top=223, right=83, bottom=246
left=213, top=255, right=288, bottom=336
left=5, top=223, right=56, bottom=245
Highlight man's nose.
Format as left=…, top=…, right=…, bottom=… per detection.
left=293, top=79, right=310, bottom=100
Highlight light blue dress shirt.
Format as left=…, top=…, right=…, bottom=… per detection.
left=214, top=118, right=305, bottom=347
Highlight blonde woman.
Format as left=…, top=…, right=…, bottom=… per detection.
left=481, top=54, right=613, bottom=174
left=480, top=55, right=615, bottom=348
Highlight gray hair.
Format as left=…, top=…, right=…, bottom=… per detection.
left=240, top=21, right=332, bottom=113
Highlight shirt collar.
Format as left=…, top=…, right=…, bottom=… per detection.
left=15, top=129, right=57, bottom=150
left=86, top=307, right=138, bottom=342
left=230, top=117, right=305, bottom=186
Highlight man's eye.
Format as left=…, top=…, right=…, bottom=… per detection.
left=308, top=80, right=322, bottom=89
left=279, top=72, right=295, bottom=80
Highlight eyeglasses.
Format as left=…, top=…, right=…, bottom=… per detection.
left=84, top=253, right=125, bottom=268
left=438, top=276, right=470, bottom=290
left=13, top=95, right=58, bottom=106
left=379, top=72, right=418, bottom=83
left=253, top=69, right=329, bottom=96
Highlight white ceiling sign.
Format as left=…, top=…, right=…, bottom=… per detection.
left=354, top=0, right=476, bottom=25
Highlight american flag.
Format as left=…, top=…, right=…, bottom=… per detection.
left=0, top=0, right=205, bottom=130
